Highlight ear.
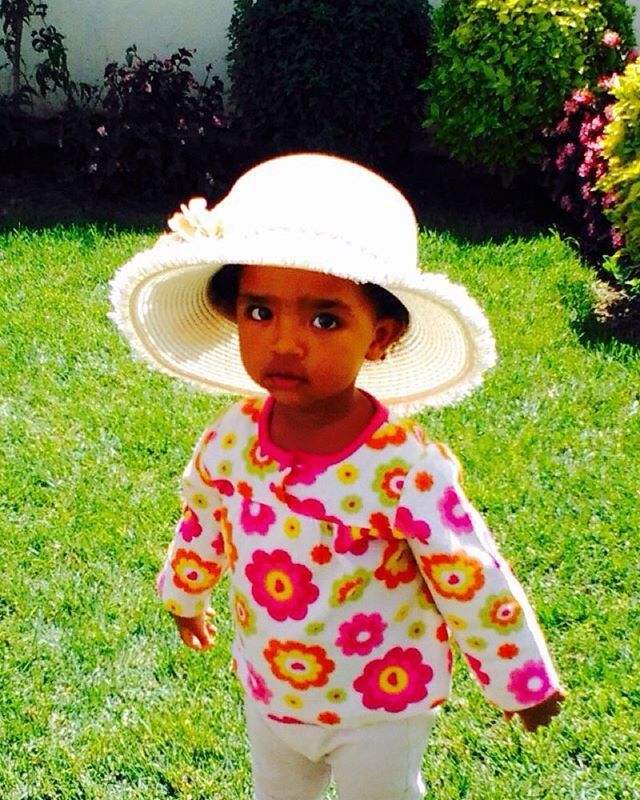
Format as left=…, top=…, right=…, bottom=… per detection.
left=365, top=318, right=407, bottom=362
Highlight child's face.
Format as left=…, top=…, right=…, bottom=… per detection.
left=236, top=265, right=402, bottom=411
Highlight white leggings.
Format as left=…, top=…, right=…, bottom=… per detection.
left=244, top=702, right=437, bottom=800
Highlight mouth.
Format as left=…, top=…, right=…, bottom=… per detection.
left=263, top=372, right=308, bottom=390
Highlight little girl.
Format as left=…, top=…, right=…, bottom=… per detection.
left=110, top=153, right=564, bottom=800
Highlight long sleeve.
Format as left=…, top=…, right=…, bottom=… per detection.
left=157, top=427, right=230, bottom=617
left=395, top=442, right=561, bottom=711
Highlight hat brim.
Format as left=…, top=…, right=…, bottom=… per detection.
left=109, top=235, right=497, bottom=414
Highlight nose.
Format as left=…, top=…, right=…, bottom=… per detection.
left=270, top=315, right=305, bottom=356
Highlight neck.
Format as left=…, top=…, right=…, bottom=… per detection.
left=269, top=388, right=375, bottom=454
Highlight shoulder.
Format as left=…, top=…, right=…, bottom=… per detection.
left=190, top=396, right=265, bottom=456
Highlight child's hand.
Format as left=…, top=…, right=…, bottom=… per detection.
left=505, top=690, right=565, bottom=732
left=171, top=608, right=216, bottom=651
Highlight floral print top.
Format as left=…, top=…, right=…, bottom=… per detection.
left=157, top=395, right=560, bottom=727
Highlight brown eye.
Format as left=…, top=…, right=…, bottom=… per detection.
left=311, top=313, right=339, bottom=330
left=247, top=305, right=272, bottom=321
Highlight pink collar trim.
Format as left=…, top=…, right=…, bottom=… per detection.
left=257, top=392, right=389, bottom=478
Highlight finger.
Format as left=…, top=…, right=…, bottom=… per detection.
left=180, top=628, right=202, bottom=651
left=205, top=607, right=216, bottom=618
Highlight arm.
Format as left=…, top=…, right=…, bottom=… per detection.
left=397, top=442, right=564, bottom=724
left=157, top=427, right=229, bottom=649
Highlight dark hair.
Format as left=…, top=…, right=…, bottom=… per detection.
left=207, top=263, right=409, bottom=327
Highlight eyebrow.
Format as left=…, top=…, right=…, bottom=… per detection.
left=238, top=293, right=353, bottom=313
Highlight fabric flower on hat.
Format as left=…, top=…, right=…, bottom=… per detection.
left=167, top=197, right=224, bottom=241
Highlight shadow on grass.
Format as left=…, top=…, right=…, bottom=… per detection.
left=559, top=275, right=640, bottom=360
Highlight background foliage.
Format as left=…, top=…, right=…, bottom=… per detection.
left=423, top=0, right=636, bottom=174
left=597, top=59, right=640, bottom=290
left=81, top=46, right=229, bottom=199
left=227, top=0, right=432, bottom=164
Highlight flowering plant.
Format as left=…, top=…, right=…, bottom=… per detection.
left=543, top=35, right=637, bottom=269
left=85, top=46, right=229, bottom=198
left=543, top=85, right=618, bottom=263
left=423, top=0, right=635, bottom=174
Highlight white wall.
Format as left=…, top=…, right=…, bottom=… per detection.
left=19, top=0, right=235, bottom=96
left=8, top=0, right=640, bottom=107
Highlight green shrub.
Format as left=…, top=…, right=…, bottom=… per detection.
left=597, top=59, right=640, bottom=291
left=227, top=0, right=431, bottom=163
left=422, top=0, right=636, bottom=174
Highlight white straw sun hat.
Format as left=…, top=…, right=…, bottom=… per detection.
left=109, top=153, right=496, bottom=414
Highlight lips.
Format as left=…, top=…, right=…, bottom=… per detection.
left=264, top=372, right=308, bottom=390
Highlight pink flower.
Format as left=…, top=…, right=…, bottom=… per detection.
left=438, top=486, right=473, bottom=533
left=611, top=228, right=625, bottom=249
left=336, top=612, right=387, bottom=656
left=178, top=506, right=202, bottom=542
left=577, top=162, right=592, bottom=179
left=602, top=30, right=622, bottom=48
left=560, top=195, right=574, bottom=213
left=245, top=549, right=319, bottom=621
left=394, top=506, right=431, bottom=543
left=627, top=48, right=639, bottom=63
left=573, top=89, right=595, bottom=106
left=353, top=647, right=433, bottom=713
left=580, top=183, right=593, bottom=201
left=247, top=662, right=273, bottom=704
left=96, top=125, right=107, bottom=137
left=464, top=653, right=490, bottom=686
left=603, top=191, right=618, bottom=209
left=597, top=73, right=614, bottom=90
left=240, top=498, right=276, bottom=535
left=333, top=524, right=369, bottom=555
left=555, top=118, right=570, bottom=134
left=507, top=660, right=553, bottom=705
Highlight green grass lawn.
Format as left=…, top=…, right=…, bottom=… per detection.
left=1, top=220, right=638, bottom=799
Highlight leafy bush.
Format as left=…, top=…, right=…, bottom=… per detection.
left=422, top=0, right=636, bottom=174
left=227, top=0, right=431, bottom=163
left=84, top=46, right=229, bottom=198
left=597, top=58, right=640, bottom=291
